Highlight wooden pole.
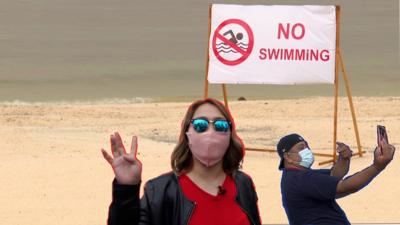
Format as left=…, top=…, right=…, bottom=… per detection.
left=203, top=4, right=212, bottom=99
left=333, top=62, right=339, bottom=162
left=338, top=50, right=363, bottom=157
left=246, top=147, right=334, bottom=157
left=332, top=5, right=341, bottom=162
left=319, top=151, right=366, bottom=165
left=222, top=84, right=229, bottom=108
left=245, top=148, right=276, bottom=153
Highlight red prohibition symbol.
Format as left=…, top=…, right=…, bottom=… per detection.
left=212, top=19, right=254, bottom=66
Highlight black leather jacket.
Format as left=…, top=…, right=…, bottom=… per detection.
left=107, top=171, right=261, bottom=225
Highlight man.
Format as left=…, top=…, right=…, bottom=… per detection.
left=277, top=133, right=395, bottom=225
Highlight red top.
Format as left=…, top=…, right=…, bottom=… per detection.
left=179, top=174, right=251, bottom=225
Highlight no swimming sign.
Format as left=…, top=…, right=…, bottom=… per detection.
left=207, top=4, right=337, bottom=84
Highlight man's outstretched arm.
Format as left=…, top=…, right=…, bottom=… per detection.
left=336, top=140, right=395, bottom=198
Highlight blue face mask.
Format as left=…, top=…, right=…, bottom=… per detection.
left=298, top=148, right=314, bottom=168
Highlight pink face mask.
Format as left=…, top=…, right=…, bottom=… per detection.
left=186, top=130, right=230, bottom=167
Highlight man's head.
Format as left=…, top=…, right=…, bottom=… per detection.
left=277, top=134, right=312, bottom=170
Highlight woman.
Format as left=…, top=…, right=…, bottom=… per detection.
left=101, top=98, right=261, bottom=225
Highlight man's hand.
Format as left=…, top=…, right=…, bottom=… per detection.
left=336, top=142, right=353, bottom=160
left=373, top=139, right=395, bottom=171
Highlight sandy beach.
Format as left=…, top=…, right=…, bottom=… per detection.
left=1, top=96, right=399, bottom=224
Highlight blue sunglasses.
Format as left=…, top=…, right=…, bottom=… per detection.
left=190, top=118, right=231, bottom=133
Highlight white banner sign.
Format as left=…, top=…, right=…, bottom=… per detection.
left=208, top=4, right=336, bottom=84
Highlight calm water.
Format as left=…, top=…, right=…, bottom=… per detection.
left=0, top=0, right=398, bottom=102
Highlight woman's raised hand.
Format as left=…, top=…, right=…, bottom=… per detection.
left=101, top=132, right=142, bottom=185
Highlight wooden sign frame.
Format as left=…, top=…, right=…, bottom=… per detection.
left=203, top=5, right=365, bottom=165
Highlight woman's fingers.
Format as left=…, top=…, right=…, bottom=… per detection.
left=101, top=148, right=114, bottom=165
left=130, top=136, right=143, bottom=165
left=123, top=154, right=136, bottom=163
left=114, top=132, right=127, bottom=156
left=110, top=135, right=121, bottom=158
left=130, top=136, right=138, bottom=157
left=107, top=133, right=140, bottom=164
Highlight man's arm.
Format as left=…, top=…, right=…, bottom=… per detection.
left=330, top=158, right=350, bottom=179
left=335, top=163, right=381, bottom=198
left=336, top=141, right=395, bottom=198
left=330, top=142, right=352, bottom=179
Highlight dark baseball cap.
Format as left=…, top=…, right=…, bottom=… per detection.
left=277, top=133, right=307, bottom=170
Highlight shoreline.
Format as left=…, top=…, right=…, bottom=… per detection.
left=1, top=95, right=400, bottom=105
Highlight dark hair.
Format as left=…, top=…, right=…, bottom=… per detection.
left=171, top=98, right=244, bottom=176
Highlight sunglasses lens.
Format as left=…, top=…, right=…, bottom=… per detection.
left=214, top=120, right=230, bottom=132
left=192, top=119, right=209, bottom=133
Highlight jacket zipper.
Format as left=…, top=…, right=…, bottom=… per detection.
left=185, top=201, right=196, bottom=225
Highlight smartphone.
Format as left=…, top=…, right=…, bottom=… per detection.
left=377, top=125, right=389, bottom=153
